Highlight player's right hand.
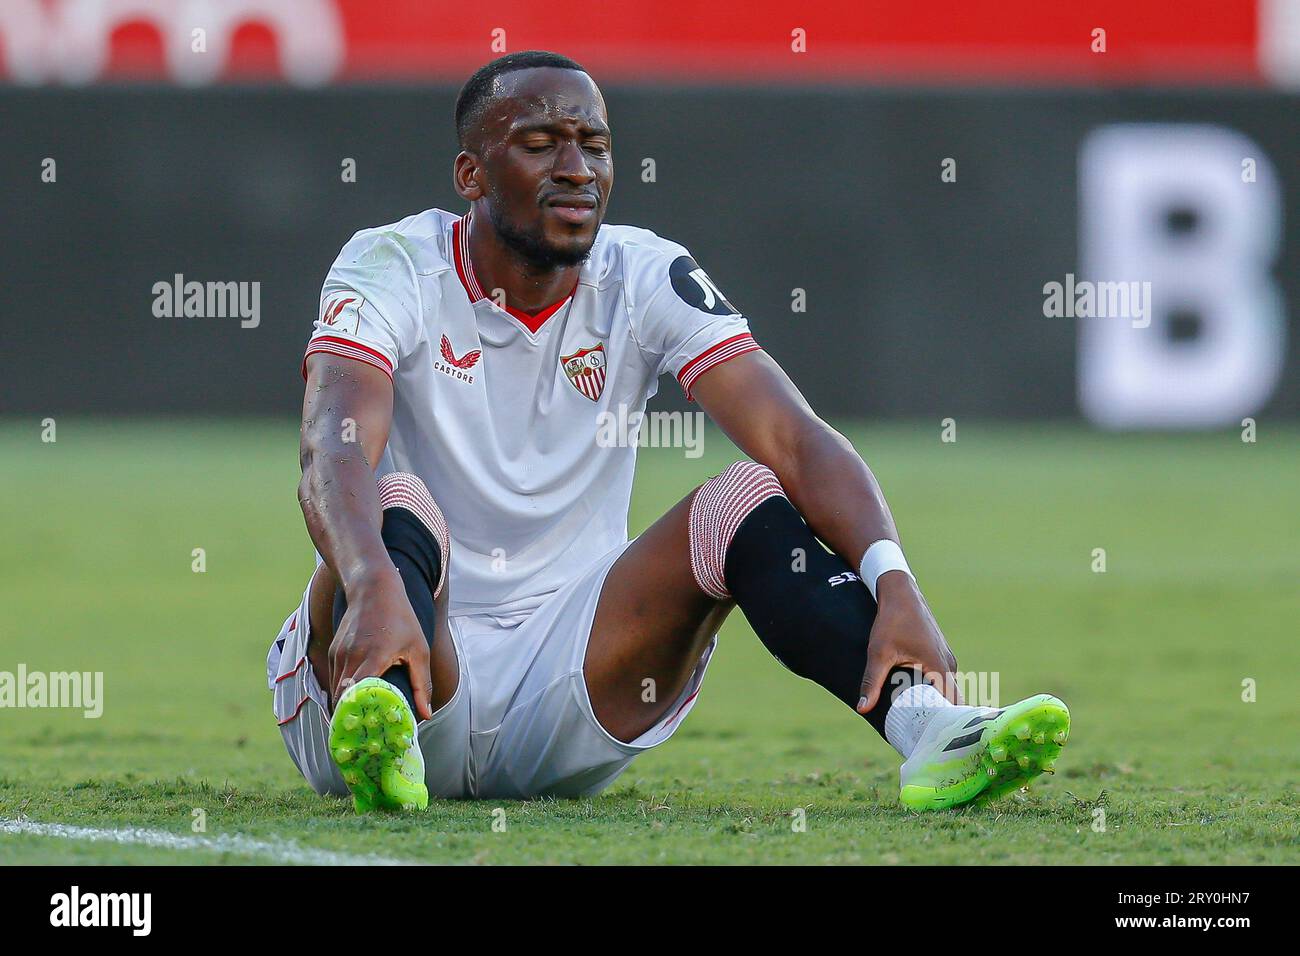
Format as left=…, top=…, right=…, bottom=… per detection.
left=328, top=571, right=434, bottom=720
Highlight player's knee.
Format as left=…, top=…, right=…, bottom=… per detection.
left=687, top=461, right=787, bottom=600
left=376, top=472, right=450, bottom=597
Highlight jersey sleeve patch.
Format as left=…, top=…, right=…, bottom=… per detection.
left=625, top=233, right=756, bottom=391
left=319, top=292, right=365, bottom=336
left=302, top=288, right=399, bottom=380
left=669, top=255, right=740, bottom=316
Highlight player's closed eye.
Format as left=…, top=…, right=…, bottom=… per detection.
left=522, top=139, right=607, bottom=156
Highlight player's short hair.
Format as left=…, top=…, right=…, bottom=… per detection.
left=455, top=50, right=589, bottom=151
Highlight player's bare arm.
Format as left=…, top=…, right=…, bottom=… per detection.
left=298, top=354, right=448, bottom=720
left=691, top=350, right=962, bottom=711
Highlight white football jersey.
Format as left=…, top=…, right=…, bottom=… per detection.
left=304, top=207, right=760, bottom=624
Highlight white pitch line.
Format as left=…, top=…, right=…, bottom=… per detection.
left=0, top=818, right=415, bottom=866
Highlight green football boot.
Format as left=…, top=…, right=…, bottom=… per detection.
left=898, top=693, right=1070, bottom=811
left=328, top=677, right=429, bottom=813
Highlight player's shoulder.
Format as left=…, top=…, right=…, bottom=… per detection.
left=587, top=221, right=698, bottom=298
left=589, top=222, right=742, bottom=324
left=332, top=207, right=459, bottom=279
left=594, top=221, right=691, bottom=267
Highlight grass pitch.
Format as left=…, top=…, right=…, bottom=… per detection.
left=1, top=419, right=1297, bottom=865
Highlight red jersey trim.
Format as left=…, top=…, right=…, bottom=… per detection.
left=276, top=694, right=310, bottom=726
left=677, top=333, right=761, bottom=400
left=502, top=281, right=579, bottom=334
left=453, top=211, right=577, bottom=335
left=452, top=212, right=488, bottom=303
left=302, top=336, right=395, bottom=381
left=274, top=656, right=306, bottom=684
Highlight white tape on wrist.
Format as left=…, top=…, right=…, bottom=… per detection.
left=858, top=539, right=914, bottom=601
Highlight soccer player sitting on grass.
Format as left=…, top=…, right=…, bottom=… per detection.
left=267, top=50, right=1070, bottom=813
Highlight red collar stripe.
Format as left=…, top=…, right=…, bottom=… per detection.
left=502, top=281, right=578, bottom=334
left=452, top=210, right=578, bottom=333
left=453, top=213, right=487, bottom=302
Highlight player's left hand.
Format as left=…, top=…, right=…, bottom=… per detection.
left=856, top=571, right=962, bottom=714
left=327, top=571, right=434, bottom=720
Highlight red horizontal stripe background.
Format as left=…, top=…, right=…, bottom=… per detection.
left=1, top=0, right=1264, bottom=86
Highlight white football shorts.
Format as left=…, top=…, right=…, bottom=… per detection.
left=266, top=541, right=716, bottom=799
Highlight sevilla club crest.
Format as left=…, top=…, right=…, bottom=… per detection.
left=560, top=343, right=607, bottom=401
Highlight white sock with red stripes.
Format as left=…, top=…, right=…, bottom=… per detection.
left=687, top=461, right=786, bottom=600
left=375, top=471, right=450, bottom=598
